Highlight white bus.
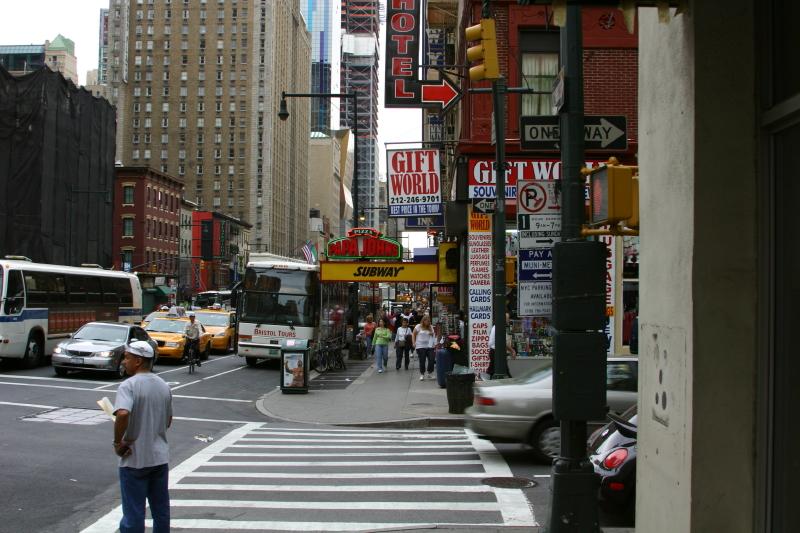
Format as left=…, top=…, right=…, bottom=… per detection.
left=0, top=257, right=142, bottom=368
left=235, top=254, right=347, bottom=366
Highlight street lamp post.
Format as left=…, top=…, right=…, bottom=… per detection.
left=279, top=91, right=362, bottom=348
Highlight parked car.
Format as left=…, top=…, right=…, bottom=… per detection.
left=465, top=357, right=638, bottom=463
left=145, top=316, right=212, bottom=361
left=589, top=405, right=638, bottom=523
left=194, top=310, right=236, bottom=352
left=52, top=322, right=158, bottom=378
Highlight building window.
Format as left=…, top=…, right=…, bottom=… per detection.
left=122, top=217, right=135, bottom=237
left=520, top=32, right=560, bottom=116
left=122, top=185, right=135, bottom=204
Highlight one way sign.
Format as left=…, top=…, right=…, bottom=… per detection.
left=520, top=115, right=627, bottom=151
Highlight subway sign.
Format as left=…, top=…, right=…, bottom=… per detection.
left=320, top=262, right=439, bottom=282
left=326, top=227, right=402, bottom=260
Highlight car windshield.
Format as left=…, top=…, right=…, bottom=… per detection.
left=73, top=324, right=128, bottom=343
left=146, top=318, right=188, bottom=334
left=195, top=312, right=229, bottom=327
left=144, top=312, right=165, bottom=322
left=515, top=364, right=554, bottom=384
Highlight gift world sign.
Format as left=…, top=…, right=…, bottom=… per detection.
left=387, top=149, right=442, bottom=217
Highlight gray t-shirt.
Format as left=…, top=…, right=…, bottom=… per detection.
left=114, top=372, right=173, bottom=469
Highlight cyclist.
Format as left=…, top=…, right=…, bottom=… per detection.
left=184, top=312, right=202, bottom=367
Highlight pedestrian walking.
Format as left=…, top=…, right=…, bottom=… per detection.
left=372, top=318, right=392, bottom=373
left=394, top=318, right=413, bottom=370
left=113, top=340, right=173, bottom=533
left=488, top=312, right=517, bottom=378
left=362, top=314, right=376, bottom=357
left=412, top=315, right=437, bottom=380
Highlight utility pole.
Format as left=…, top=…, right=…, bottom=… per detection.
left=491, top=74, right=509, bottom=379
left=547, top=5, right=607, bottom=532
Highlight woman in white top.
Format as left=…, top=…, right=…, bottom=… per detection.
left=394, top=318, right=413, bottom=370
left=412, top=315, right=437, bottom=380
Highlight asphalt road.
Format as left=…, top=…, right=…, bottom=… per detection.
left=0, top=353, right=555, bottom=532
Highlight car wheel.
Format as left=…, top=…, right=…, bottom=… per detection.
left=21, top=333, right=44, bottom=369
left=54, top=366, right=69, bottom=377
left=529, top=418, right=561, bottom=463
left=245, top=356, right=259, bottom=367
left=227, top=336, right=234, bottom=353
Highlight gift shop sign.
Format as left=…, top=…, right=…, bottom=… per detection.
left=468, top=158, right=605, bottom=200
left=326, top=228, right=402, bottom=260
left=387, top=149, right=442, bottom=217
left=467, top=208, right=492, bottom=374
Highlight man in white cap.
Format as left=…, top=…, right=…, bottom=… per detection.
left=113, top=340, right=173, bottom=533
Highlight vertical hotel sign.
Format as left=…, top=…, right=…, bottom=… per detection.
left=386, top=149, right=442, bottom=217
left=385, top=0, right=420, bottom=107
left=468, top=207, right=492, bottom=374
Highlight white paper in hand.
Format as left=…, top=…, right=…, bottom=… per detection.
left=97, top=397, right=116, bottom=421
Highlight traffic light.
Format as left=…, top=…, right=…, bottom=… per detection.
left=586, top=160, right=637, bottom=227
left=465, top=18, right=499, bottom=82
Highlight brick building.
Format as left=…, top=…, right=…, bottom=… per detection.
left=189, top=210, right=251, bottom=292
left=112, top=166, right=184, bottom=276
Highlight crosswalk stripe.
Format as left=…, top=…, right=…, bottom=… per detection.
left=169, top=499, right=500, bottom=511
left=249, top=428, right=465, bottom=435
left=150, top=520, right=505, bottom=530
left=172, top=483, right=493, bottom=492
left=253, top=426, right=464, bottom=433
left=237, top=437, right=470, bottom=443
left=201, top=459, right=483, bottom=466
left=227, top=443, right=474, bottom=449
left=214, top=451, right=478, bottom=457
left=180, top=472, right=491, bottom=479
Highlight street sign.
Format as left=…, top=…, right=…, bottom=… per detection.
left=519, top=230, right=562, bottom=249
left=473, top=198, right=496, bottom=214
left=517, top=180, right=561, bottom=215
left=519, top=281, right=552, bottom=317
left=518, top=248, right=553, bottom=282
left=519, top=115, right=628, bottom=151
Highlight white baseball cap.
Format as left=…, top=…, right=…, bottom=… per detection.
left=127, top=340, right=155, bottom=359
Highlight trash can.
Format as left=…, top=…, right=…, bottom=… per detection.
left=446, top=371, right=476, bottom=414
left=435, top=348, right=453, bottom=388
left=280, top=339, right=310, bottom=394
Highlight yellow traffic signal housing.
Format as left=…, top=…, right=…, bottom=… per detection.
left=465, top=18, right=499, bottom=81
left=629, top=175, right=639, bottom=229
left=587, top=161, right=636, bottom=227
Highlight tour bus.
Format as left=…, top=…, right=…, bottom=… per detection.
left=0, top=257, right=142, bottom=368
left=235, top=253, right=347, bottom=367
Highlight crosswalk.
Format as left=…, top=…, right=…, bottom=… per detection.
left=82, top=423, right=537, bottom=531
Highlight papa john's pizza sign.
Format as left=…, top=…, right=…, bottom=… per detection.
left=326, top=228, right=402, bottom=260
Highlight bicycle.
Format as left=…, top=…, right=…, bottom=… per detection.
left=329, top=337, right=347, bottom=371
left=185, top=339, right=200, bottom=374
left=313, top=340, right=330, bottom=374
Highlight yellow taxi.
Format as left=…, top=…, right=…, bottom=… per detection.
left=144, top=316, right=213, bottom=361
left=194, top=309, right=236, bottom=352
left=141, top=306, right=186, bottom=328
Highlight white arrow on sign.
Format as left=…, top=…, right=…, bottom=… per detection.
left=585, top=118, right=625, bottom=148
left=474, top=198, right=496, bottom=213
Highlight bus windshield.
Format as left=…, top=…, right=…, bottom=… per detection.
left=240, top=268, right=318, bottom=327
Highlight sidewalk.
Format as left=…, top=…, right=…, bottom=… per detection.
left=256, top=354, right=463, bottom=427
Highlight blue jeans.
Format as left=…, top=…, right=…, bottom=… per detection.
left=119, top=464, right=170, bottom=533
left=417, top=348, right=435, bottom=374
left=374, top=343, right=389, bottom=371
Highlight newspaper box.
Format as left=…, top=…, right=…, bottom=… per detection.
left=280, top=339, right=310, bottom=394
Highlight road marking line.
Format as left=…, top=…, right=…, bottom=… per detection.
left=201, top=460, right=483, bottom=467
left=465, top=428, right=538, bottom=527
left=0, top=381, right=100, bottom=392
left=149, top=520, right=504, bottom=531
left=227, top=443, right=474, bottom=449
left=0, top=400, right=57, bottom=409
left=173, top=416, right=260, bottom=424
left=173, top=483, right=492, bottom=492
left=81, top=422, right=264, bottom=533
left=0, top=374, right=115, bottom=385
left=172, top=394, right=252, bottom=403
left=0, top=380, right=251, bottom=403
left=249, top=426, right=464, bottom=433
left=215, top=451, right=478, bottom=457
left=238, top=438, right=469, bottom=444
left=201, top=365, right=246, bottom=381
left=168, top=499, right=499, bottom=511
left=181, top=472, right=491, bottom=479
left=155, top=354, right=235, bottom=375
left=171, top=379, right=202, bottom=391
left=246, top=430, right=467, bottom=438
left=92, top=383, right=118, bottom=390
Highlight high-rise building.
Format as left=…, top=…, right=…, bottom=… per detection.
left=340, top=0, right=380, bottom=228
left=98, top=9, right=109, bottom=84
left=0, top=34, right=78, bottom=83
left=112, top=0, right=311, bottom=257
left=300, top=0, right=341, bottom=134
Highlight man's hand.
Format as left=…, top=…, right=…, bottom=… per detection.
left=114, top=441, right=132, bottom=457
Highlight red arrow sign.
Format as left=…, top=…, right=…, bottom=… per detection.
left=421, top=78, right=460, bottom=109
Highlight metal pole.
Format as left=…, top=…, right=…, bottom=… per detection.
left=349, top=93, right=360, bottom=348
left=548, top=6, right=599, bottom=532
left=491, top=77, right=508, bottom=379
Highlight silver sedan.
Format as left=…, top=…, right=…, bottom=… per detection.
left=465, top=357, right=638, bottom=463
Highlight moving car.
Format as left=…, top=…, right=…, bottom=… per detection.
left=52, top=322, right=158, bottom=378
left=589, top=405, right=638, bottom=523
left=194, top=310, right=236, bottom=352
left=141, top=306, right=186, bottom=328
left=145, top=316, right=212, bottom=361
left=465, top=357, right=638, bottom=463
